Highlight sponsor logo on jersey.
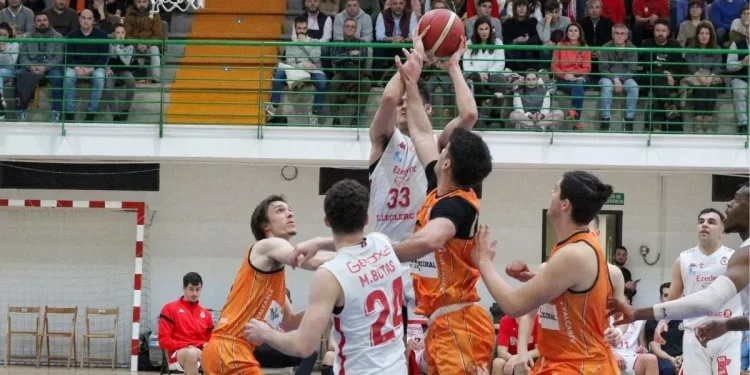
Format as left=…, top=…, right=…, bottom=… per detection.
left=696, top=274, right=717, bottom=282
left=411, top=259, right=437, bottom=272
left=346, top=246, right=394, bottom=273
left=721, top=256, right=729, bottom=265
left=688, top=263, right=697, bottom=275
left=394, top=151, right=403, bottom=163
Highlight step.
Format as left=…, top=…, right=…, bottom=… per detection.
left=171, top=67, right=272, bottom=91
left=179, top=44, right=280, bottom=65
left=199, top=0, right=286, bottom=13
left=187, top=14, right=283, bottom=40
left=166, top=91, right=265, bottom=125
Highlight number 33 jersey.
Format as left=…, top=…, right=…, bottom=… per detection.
left=320, top=232, right=407, bottom=375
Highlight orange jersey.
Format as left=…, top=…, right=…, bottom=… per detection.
left=212, top=244, right=287, bottom=345
left=532, top=229, right=618, bottom=374
left=412, top=188, right=481, bottom=318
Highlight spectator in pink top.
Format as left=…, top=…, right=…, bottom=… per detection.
left=551, top=22, right=591, bottom=130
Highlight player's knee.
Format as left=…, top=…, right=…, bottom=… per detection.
left=322, top=350, right=336, bottom=366
left=491, top=358, right=506, bottom=375
left=178, top=347, right=201, bottom=365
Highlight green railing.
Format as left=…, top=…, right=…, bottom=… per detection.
left=1, top=38, right=748, bottom=147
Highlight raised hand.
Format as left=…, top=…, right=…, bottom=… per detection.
left=394, top=47, right=424, bottom=85
left=436, top=36, right=467, bottom=71
left=471, top=224, right=497, bottom=266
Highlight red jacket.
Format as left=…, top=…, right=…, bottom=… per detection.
left=158, top=297, right=214, bottom=357
left=602, top=0, right=626, bottom=24
left=552, top=42, right=592, bottom=78
left=632, top=0, right=669, bottom=23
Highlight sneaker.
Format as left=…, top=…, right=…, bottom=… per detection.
left=308, top=111, right=319, bottom=126
left=17, top=110, right=28, bottom=121
left=51, top=111, right=61, bottom=122
left=566, top=110, right=578, bottom=121
left=573, top=122, right=585, bottom=131
left=84, top=113, right=96, bottom=122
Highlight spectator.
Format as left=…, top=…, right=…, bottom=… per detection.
left=598, top=23, right=638, bottom=131
left=63, top=9, right=108, bottom=122
left=559, top=0, right=582, bottom=22
left=492, top=313, right=540, bottom=375
left=90, top=0, right=118, bottom=34
left=15, top=13, right=64, bottom=121
left=293, top=0, right=332, bottom=42
left=0, top=22, right=19, bottom=84
left=632, top=0, right=669, bottom=45
left=677, top=0, right=706, bottom=47
left=23, top=0, right=48, bottom=15
left=600, top=0, right=625, bottom=24
left=375, top=0, right=416, bottom=43
left=103, top=0, right=128, bottom=17
left=466, top=0, right=500, bottom=18
left=682, top=22, right=724, bottom=133
left=333, top=0, right=373, bottom=41
left=329, top=18, right=371, bottom=126
left=641, top=19, right=685, bottom=132
left=610, top=317, right=659, bottom=375
left=673, top=0, right=707, bottom=35
left=465, top=0, right=503, bottom=40
left=265, top=15, right=327, bottom=125
left=580, top=0, right=614, bottom=77
left=726, top=21, right=750, bottom=134
left=44, top=0, right=80, bottom=36
left=613, top=246, right=637, bottom=303
left=104, top=24, right=135, bottom=122
left=383, top=0, right=422, bottom=18
left=0, top=0, right=33, bottom=34
left=644, top=282, right=684, bottom=375
left=157, top=272, right=213, bottom=375
left=509, top=69, right=564, bottom=129
left=551, top=22, right=590, bottom=130
left=338, top=0, right=381, bottom=17
left=501, top=0, right=541, bottom=71
left=503, top=0, right=543, bottom=21
left=463, top=16, right=508, bottom=119
left=123, top=0, right=163, bottom=83
left=710, top=0, right=748, bottom=45
left=537, top=0, right=571, bottom=66
left=729, top=3, right=750, bottom=42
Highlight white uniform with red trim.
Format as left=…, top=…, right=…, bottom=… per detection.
left=369, top=128, right=432, bottom=331
left=679, top=245, right=743, bottom=375
left=321, top=232, right=407, bottom=375
left=612, top=320, right=645, bottom=373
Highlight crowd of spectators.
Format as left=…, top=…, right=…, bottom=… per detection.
left=267, top=0, right=750, bottom=133
left=0, top=0, right=165, bottom=122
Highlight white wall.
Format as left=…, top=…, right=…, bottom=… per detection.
left=0, top=164, right=741, bottom=331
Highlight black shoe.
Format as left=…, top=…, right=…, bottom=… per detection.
left=64, top=113, right=75, bottom=122
left=84, top=113, right=96, bottom=122
left=114, top=111, right=129, bottom=122
left=599, top=117, right=610, bottom=131
left=624, top=117, right=635, bottom=132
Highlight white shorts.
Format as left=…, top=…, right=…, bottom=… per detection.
left=402, top=268, right=427, bottom=333
left=681, top=327, right=741, bottom=375
left=168, top=350, right=201, bottom=372
left=613, top=350, right=639, bottom=372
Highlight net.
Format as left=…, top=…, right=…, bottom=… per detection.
left=150, top=0, right=205, bottom=17
left=0, top=207, right=147, bottom=368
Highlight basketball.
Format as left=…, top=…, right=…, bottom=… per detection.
left=416, top=9, right=465, bottom=58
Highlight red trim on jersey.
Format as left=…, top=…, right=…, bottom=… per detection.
left=334, top=316, right=347, bottom=375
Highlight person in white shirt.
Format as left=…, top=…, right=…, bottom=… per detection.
left=726, top=21, right=750, bottom=134
left=509, top=69, right=563, bottom=130
left=611, top=318, right=659, bottom=374
left=463, top=16, right=509, bottom=121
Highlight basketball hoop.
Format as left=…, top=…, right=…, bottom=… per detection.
left=149, top=0, right=205, bottom=18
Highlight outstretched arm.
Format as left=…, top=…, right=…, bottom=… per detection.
left=394, top=218, right=456, bottom=262
left=245, top=268, right=340, bottom=358
left=437, top=38, right=478, bottom=151
left=255, top=237, right=336, bottom=271
left=369, top=70, right=403, bottom=164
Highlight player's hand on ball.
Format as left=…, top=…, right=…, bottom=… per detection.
left=471, top=224, right=496, bottom=266
left=437, top=36, right=466, bottom=71
left=395, top=47, right=424, bottom=85
left=695, top=319, right=727, bottom=347
left=607, top=297, right=635, bottom=326
left=505, top=260, right=535, bottom=282
left=243, top=319, right=270, bottom=345
left=411, top=25, right=431, bottom=63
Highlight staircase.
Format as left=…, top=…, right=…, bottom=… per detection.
left=165, top=1, right=287, bottom=125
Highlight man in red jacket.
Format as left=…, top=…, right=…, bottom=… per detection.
left=158, top=272, right=214, bottom=375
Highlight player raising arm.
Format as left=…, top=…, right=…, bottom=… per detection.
left=473, top=171, right=619, bottom=374
left=245, top=180, right=407, bottom=375
left=607, top=182, right=750, bottom=345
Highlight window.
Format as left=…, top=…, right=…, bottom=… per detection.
left=541, top=210, right=623, bottom=263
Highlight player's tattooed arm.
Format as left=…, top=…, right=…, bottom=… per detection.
left=245, top=269, right=341, bottom=358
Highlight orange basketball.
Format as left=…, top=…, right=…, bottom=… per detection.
left=416, top=9, right=465, bottom=58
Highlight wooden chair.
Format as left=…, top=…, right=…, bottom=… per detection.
left=5, top=306, right=42, bottom=367
left=80, top=308, right=119, bottom=369
left=40, top=306, right=78, bottom=368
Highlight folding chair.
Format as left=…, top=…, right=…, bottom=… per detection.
left=80, top=307, right=119, bottom=369
left=40, top=306, right=78, bottom=368
left=5, top=306, right=42, bottom=367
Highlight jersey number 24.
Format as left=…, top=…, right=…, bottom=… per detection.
left=365, top=277, right=404, bottom=346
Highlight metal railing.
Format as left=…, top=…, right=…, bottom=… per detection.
left=1, top=37, right=747, bottom=146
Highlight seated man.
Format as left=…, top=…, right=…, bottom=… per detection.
left=644, top=282, right=684, bottom=375
left=492, top=313, right=539, bottom=375
left=598, top=23, right=639, bottom=131
left=611, top=316, right=659, bottom=375
left=123, top=0, right=163, bottom=83
left=726, top=21, right=750, bottom=134
left=158, top=272, right=214, bottom=375
left=63, top=9, right=109, bottom=122
left=509, top=69, right=564, bottom=130
left=328, top=17, right=371, bottom=127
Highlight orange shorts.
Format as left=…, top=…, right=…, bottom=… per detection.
left=531, top=357, right=619, bottom=375
left=424, top=304, right=494, bottom=375
left=201, top=337, right=261, bottom=375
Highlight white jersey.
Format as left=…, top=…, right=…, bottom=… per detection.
left=320, top=232, right=407, bottom=375
left=613, top=320, right=644, bottom=355
left=680, top=245, right=744, bottom=329
left=369, top=128, right=434, bottom=325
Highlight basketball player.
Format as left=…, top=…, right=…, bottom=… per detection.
left=611, top=318, right=659, bottom=375
left=507, top=215, right=629, bottom=373
left=201, top=195, right=338, bottom=375
left=244, top=180, right=407, bottom=375
left=368, top=31, right=477, bottom=334
left=388, top=44, right=495, bottom=374
left=608, top=182, right=749, bottom=343
left=473, top=171, right=619, bottom=374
